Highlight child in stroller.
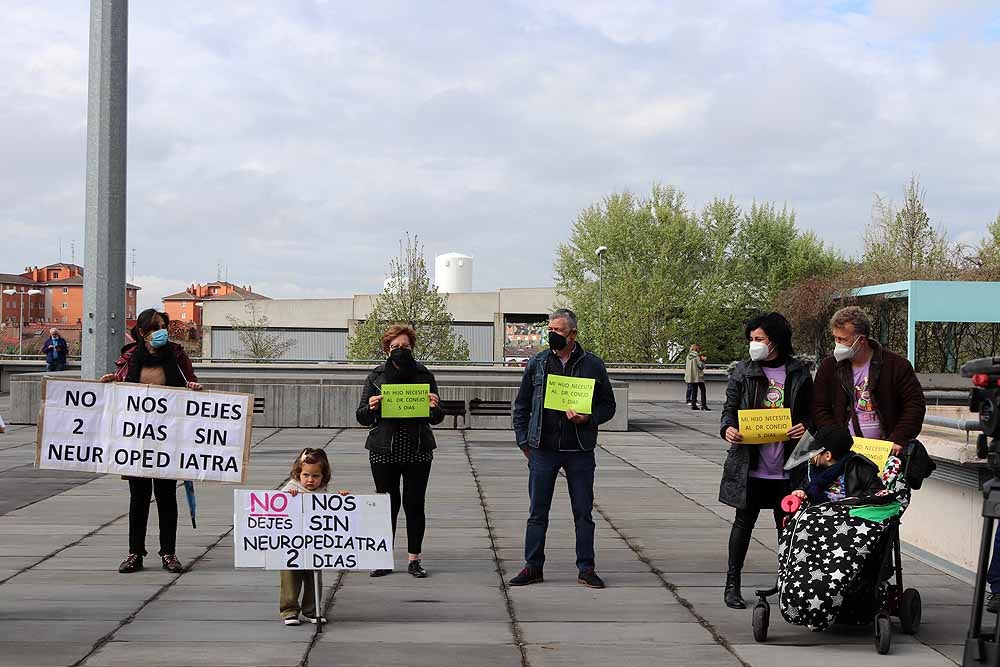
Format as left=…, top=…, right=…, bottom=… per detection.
left=751, top=427, right=922, bottom=655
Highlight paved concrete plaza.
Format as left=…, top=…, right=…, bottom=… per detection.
left=0, top=400, right=977, bottom=666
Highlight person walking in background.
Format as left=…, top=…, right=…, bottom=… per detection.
left=356, top=324, right=444, bottom=579
left=509, top=309, right=617, bottom=589
left=685, top=344, right=708, bottom=410
left=718, top=312, right=812, bottom=609
left=42, top=328, right=68, bottom=372
left=100, top=308, right=202, bottom=575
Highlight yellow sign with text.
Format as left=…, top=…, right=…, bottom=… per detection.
left=543, top=375, right=595, bottom=414
left=737, top=408, right=792, bottom=444
left=852, top=437, right=894, bottom=471
left=381, top=383, right=430, bottom=418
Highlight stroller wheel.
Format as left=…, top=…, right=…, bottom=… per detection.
left=752, top=601, right=770, bottom=643
left=899, top=588, right=922, bottom=635
left=875, top=614, right=892, bottom=655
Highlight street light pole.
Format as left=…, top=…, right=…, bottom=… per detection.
left=595, top=246, right=608, bottom=353
left=81, top=0, right=128, bottom=379
left=2, top=288, right=42, bottom=358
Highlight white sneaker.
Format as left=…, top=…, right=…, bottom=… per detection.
left=283, top=616, right=301, bottom=626
left=304, top=615, right=327, bottom=624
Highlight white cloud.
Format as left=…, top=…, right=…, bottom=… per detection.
left=2, top=1, right=1000, bottom=296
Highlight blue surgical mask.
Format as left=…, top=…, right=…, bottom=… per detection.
left=149, top=329, right=169, bottom=348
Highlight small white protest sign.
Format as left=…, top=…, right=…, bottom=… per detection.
left=234, top=490, right=394, bottom=571
left=35, top=378, right=253, bottom=483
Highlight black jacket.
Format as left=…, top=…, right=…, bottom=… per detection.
left=718, top=358, right=814, bottom=510
left=800, top=453, right=884, bottom=499
left=512, top=343, right=616, bottom=451
left=355, top=362, right=444, bottom=454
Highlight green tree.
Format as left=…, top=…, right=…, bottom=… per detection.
left=555, top=185, right=844, bottom=364
left=226, top=301, right=296, bottom=361
left=347, top=235, right=470, bottom=361
left=862, top=175, right=954, bottom=281
left=555, top=185, right=705, bottom=363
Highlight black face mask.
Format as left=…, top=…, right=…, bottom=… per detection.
left=548, top=331, right=568, bottom=351
left=389, top=348, right=416, bottom=369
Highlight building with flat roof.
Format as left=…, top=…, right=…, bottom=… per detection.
left=200, top=287, right=558, bottom=362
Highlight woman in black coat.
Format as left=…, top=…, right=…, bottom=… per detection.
left=356, top=324, right=444, bottom=578
left=718, top=312, right=812, bottom=609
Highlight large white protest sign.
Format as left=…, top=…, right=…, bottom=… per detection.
left=35, top=378, right=252, bottom=483
left=234, top=490, right=394, bottom=571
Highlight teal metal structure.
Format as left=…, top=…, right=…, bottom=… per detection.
left=851, top=280, right=1000, bottom=366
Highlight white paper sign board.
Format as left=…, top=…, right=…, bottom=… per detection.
left=234, top=490, right=394, bottom=571
left=35, top=378, right=253, bottom=483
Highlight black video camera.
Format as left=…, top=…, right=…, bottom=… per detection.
left=961, top=357, right=1000, bottom=463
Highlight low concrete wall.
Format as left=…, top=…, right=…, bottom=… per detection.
left=10, top=369, right=629, bottom=432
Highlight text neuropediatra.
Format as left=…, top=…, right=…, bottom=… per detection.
left=234, top=491, right=394, bottom=571
left=36, top=378, right=253, bottom=483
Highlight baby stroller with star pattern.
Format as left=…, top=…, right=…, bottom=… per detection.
left=750, top=443, right=922, bottom=655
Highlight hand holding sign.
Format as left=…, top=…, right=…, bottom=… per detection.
left=737, top=408, right=793, bottom=444
left=543, top=375, right=595, bottom=415
left=381, top=384, right=431, bottom=418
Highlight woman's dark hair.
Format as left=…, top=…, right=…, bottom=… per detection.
left=744, top=311, right=795, bottom=360
left=132, top=308, right=169, bottom=342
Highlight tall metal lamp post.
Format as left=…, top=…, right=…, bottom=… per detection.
left=595, top=246, right=608, bottom=353
left=2, top=288, right=43, bottom=358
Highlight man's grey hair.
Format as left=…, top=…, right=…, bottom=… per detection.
left=549, top=308, right=578, bottom=331
left=830, top=306, right=871, bottom=337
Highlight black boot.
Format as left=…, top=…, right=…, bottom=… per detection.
left=724, top=570, right=745, bottom=609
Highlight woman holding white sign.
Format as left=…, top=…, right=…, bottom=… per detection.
left=356, top=324, right=444, bottom=578
left=100, top=308, right=202, bottom=575
left=718, top=312, right=812, bottom=609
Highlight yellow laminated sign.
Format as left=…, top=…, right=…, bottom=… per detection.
left=737, top=408, right=792, bottom=444
left=543, top=375, right=595, bottom=414
left=851, top=437, right=895, bottom=470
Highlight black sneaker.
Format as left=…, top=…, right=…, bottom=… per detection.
left=369, top=568, right=392, bottom=578
left=118, top=553, right=143, bottom=574
left=303, top=615, right=327, bottom=624
left=577, top=569, right=605, bottom=589
left=508, top=567, right=543, bottom=586
left=161, top=554, right=185, bottom=573
left=408, top=560, right=428, bottom=578
left=988, top=592, right=1000, bottom=614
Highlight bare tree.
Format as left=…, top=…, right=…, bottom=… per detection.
left=226, top=302, right=295, bottom=361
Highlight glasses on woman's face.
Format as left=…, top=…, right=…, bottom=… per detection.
left=389, top=343, right=412, bottom=351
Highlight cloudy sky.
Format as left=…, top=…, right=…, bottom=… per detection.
left=3, top=1, right=1000, bottom=311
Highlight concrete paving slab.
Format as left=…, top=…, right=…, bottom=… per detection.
left=308, top=641, right=521, bottom=666
left=84, top=641, right=306, bottom=667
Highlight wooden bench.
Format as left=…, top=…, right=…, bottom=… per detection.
left=469, top=399, right=512, bottom=417
left=439, top=399, right=467, bottom=429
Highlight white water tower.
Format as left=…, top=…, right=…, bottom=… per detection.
left=435, top=253, right=474, bottom=293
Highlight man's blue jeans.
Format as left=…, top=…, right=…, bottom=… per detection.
left=524, top=448, right=596, bottom=572
left=988, top=525, right=1000, bottom=593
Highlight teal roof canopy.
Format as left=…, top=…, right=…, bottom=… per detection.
left=848, top=280, right=1000, bottom=365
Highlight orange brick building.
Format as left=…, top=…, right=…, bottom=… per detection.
left=7, top=263, right=139, bottom=326
left=162, top=282, right=268, bottom=325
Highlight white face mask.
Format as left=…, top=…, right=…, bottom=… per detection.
left=833, top=336, right=862, bottom=363
left=748, top=341, right=771, bottom=361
